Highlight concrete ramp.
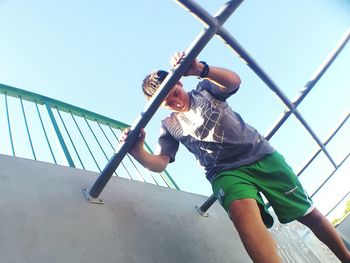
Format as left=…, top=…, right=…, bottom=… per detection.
left=337, top=215, right=350, bottom=250
left=0, top=155, right=339, bottom=263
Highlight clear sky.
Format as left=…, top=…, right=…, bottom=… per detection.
left=0, top=0, right=349, bottom=219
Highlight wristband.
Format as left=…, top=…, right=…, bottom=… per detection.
left=198, top=61, right=210, bottom=79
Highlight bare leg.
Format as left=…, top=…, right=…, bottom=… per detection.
left=229, top=198, right=282, bottom=263
left=298, top=208, right=350, bottom=262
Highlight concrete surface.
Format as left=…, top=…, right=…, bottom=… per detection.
left=0, top=154, right=340, bottom=263
left=337, top=214, right=350, bottom=250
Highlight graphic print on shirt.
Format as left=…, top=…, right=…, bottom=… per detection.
left=172, top=92, right=232, bottom=167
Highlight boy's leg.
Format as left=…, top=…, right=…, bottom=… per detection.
left=298, top=208, right=350, bottom=263
left=229, top=198, right=282, bottom=263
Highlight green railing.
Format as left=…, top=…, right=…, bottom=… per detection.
left=0, top=83, right=179, bottom=190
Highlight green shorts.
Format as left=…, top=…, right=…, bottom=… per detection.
left=212, top=151, right=314, bottom=228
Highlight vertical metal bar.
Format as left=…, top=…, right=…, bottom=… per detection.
left=264, top=28, right=350, bottom=140
left=56, top=108, right=84, bottom=169
left=70, top=113, right=101, bottom=172
left=88, top=0, right=243, bottom=199
left=35, top=102, right=57, bottom=164
left=20, top=97, right=36, bottom=160
left=97, top=122, right=116, bottom=151
left=4, top=93, right=15, bottom=156
left=45, top=103, right=75, bottom=167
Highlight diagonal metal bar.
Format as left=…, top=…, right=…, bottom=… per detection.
left=326, top=190, right=350, bottom=217
left=265, top=28, right=350, bottom=140
left=216, top=27, right=338, bottom=169
left=196, top=27, right=348, bottom=215
left=298, top=111, right=350, bottom=176
left=198, top=27, right=346, bottom=213
left=107, top=124, right=144, bottom=181
left=20, top=97, right=37, bottom=160
left=4, top=93, right=15, bottom=156
left=88, top=0, right=244, bottom=199
left=70, top=113, right=101, bottom=172
left=84, top=117, right=109, bottom=161
left=95, top=122, right=119, bottom=177
left=311, top=151, right=350, bottom=199
left=180, top=1, right=348, bottom=215
left=176, top=0, right=218, bottom=27
left=54, top=107, right=81, bottom=168
left=46, top=103, right=75, bottom=167
left=35, top=101, right=57, bottom=164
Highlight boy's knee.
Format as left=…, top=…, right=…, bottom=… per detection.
left=298, top=207, right=324, bottom=225
left=228, top=198, right=259, bottom=222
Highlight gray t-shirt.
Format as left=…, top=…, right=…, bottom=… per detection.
left=155, top=79, right=275, bottom=182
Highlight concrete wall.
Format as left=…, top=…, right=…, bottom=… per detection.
left=337, top=215, right=350, bottom=250
left=0, top=154, right=340, bottom=263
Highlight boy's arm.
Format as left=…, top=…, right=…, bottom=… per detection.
left=131, top=150, right=170, bottom=173
left=120, top=128, right=170, bottom=173
left=203, top=65, right=241, bottom=93
left=171, top=51, right=241, bottom=93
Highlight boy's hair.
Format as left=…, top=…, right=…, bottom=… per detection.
left=142, top=70, right=168, bottom=99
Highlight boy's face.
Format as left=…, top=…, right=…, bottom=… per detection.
left=162, top=82, right=190, bottom=112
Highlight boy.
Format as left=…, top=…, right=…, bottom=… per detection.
left=121, top=51, right=350, bottom=263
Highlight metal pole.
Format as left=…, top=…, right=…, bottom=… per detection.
left=311, top=151, right=350, bottom=199
left=326, top=190, right=350, bottom=217
left=297, top=111, right=350, bottom=176
left=195, top=194, right=217, bottom=216
left=264, top=28, right=350, bottom=140
left=87, top=0, right=244, bottom=200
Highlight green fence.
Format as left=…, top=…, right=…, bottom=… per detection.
left=0, top=83, right=179, bottom=190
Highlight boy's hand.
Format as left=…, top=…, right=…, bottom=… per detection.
left=170, top=51, right=202, bottom=77
left=120, top=128, right=146, bottom=156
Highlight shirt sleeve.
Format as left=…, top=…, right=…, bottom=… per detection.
left=196, top=79, right=239, bottom=101
left=155, top=122, right=179, bottom=163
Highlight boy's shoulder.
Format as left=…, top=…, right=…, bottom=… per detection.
left=195, top=79, right=236, bottom=101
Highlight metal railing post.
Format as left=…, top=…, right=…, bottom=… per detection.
left=196, top=194, right=217, bottom=217
left=4, top=93, right=15, bottom=156
left=45, top=102, right=75, bottom=168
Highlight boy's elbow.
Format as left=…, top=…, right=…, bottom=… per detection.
left=149, top=154, right=169, bottom=173
left=226, top=76, right=241, bottom=92
left=233, top=74, right=241, bottom=88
